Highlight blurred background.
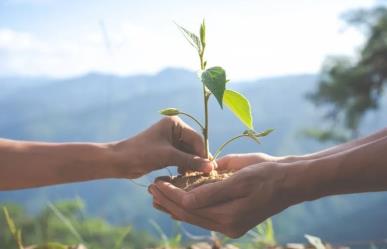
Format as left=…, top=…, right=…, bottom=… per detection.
left=1, top=0, right=387, bottom=248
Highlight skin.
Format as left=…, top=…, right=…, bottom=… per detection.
left=0, top=117, right=213, bottom=190
left=149, top=127, right=387, bottom=238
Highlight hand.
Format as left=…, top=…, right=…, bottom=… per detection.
left=111, top=117, right=214, bottom=178
left=215, top=153, right=281, bottom=171
left=149, top=159, right=302, bottom=238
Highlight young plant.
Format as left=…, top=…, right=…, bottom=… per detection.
left=160, top=20, right=273, bottom=164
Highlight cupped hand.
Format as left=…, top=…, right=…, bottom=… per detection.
left=112, top=117, right=214, bottom=178
left=149, top=161, right=301, bottom=238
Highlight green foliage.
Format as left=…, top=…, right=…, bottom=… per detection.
left=223, top=90, right=253, bottom=129
left=236, top=219, right=277, bottom=249
left=3, top=207, right=24, bottom=249
left=1, top=200, right=156, bottom=249
left=175, top=23, right=202, bottom=54
left=1, top=202, right=341, bottom=249
left=201, top=66, right=227, bottom=108
left=200, top=20, right=206, bottom=50
left=307, top=6, right=387, bottom=141
left=256, top=219, right=276, bottom=246
left=150, top=220, right=182, bottom=249
left=160, top=108, right=180, bottom=116
left=47, top=202, right=84, bottom=243
left=161, top=20, right=272, bottom=159
left=33, top=242, right=69, bottom=249
left=243, top=128, right=274, bottom=144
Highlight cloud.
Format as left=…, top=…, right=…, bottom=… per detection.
left=0, top=5, right=366, bottom=80
left=0, top=23, right=192, bottom=78
left=0, top=29, right=38, bottom=51
left=5, top=0, right=59, bottom=5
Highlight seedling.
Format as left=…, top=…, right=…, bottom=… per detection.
left=160, top=20, right=273, bottom=175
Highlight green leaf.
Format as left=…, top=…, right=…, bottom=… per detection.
left=3, top=207, right=17, bottom=235
left=3, top=207, right=24, bottom=249
left=200, top=19, right=206, bottom=49
left=201, top=66, right=227, bottom=107
left=256, top=128, right=274, bottom=137
left=159, top=108, right=180, bottom=116
left=224, top=89, right=253, bottom=129
left=175, top=23, right=201, bottom=52
left=243, top=130, right=261, bottom=144
left=243, top=129, right=273, bottom=144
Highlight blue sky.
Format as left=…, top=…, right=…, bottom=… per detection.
left=0, top=0, right=382, bottom=80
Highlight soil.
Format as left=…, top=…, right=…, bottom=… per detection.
left=170, top=170, right=234, bottom=191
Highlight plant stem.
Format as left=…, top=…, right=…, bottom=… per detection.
left=179, top=112, right=204, bottom=130
left=199, top=49, right=209, bottom=159
left=212, top=134, right=249, bottom=160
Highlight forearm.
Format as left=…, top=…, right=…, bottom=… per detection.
left=280, top=127, right=387, bottom=163
left=285, top=135, right=387, bottom=203
left=0, top=139, right=118, bottom=190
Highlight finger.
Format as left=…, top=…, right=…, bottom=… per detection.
left=179, top=125, right=206, bottom=158
left=149, top=185, right=220, bottom=231
left=152, top=181, right=252, bottom=232
left=152, top=181, right=185, bottom=204
left=177, top=155, right=217, bottom=175
left=169, top=148, right=214, bottom=173
left=193, top=196, right=251, bottom=221
left=154, top=175, right=172, bottom=182
left=155, top=178, right=243, bottom=209
left=216, top=154, right=258, bottom=171
left=216, top=155, right=233, bottom=170
left=153, top=201, right=169, bottom=214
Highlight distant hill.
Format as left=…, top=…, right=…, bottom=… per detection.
left=0, top=68, right=386, bottom=243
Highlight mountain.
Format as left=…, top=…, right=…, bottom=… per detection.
left=0, top=68, right=386, bottom=243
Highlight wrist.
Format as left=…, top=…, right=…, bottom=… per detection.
left=277, top=161, right=309, bottom=206
left=107, top=137, right=142, bottom=178
left=279, top=159, right=325, bottom=204
left=88, top=142, right=119, bottom=178
left=281, top=156, right=341, bottom=203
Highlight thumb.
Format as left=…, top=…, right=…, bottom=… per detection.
left=170, top=148, right=214, bottom=173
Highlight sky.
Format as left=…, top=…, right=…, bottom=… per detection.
left=0, top=0, right=383, bottom=80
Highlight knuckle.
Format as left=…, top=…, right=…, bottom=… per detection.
left=160, top=116, right=172, bottom=126
left=160, top=116, right=179, bottom=130
left=163, top=116, right=181, bottom=124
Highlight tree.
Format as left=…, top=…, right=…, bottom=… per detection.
left=307, top=6, right=387, bottom=142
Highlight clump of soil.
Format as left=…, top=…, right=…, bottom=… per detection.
left=170, top=170, right=233, bottom=191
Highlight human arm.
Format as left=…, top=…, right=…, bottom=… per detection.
left=215, top=127, right=387, bottom=168
left=0, top=117, right=213, bottom=190
left=149, top=132, right=387, bottom=238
